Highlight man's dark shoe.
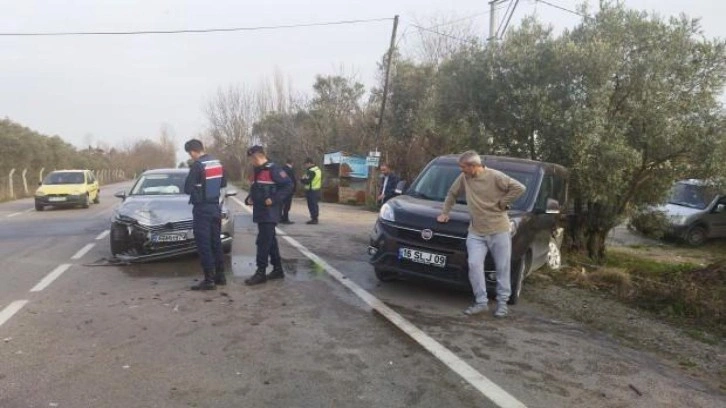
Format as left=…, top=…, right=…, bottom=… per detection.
left=306, top=219, right=318, bottom=225
left=267, top=267, right=285, bottom=280
left=191, top=280, right=216, bottom=291
left=245, top=269, right=267, bottom=286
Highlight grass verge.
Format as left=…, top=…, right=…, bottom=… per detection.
left=543, top=248, right=725, bottom=338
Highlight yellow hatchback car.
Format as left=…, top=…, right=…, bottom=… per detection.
left=35, top=170, right=100, bottom=211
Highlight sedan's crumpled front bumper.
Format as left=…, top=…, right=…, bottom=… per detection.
left=111, top=217, right=233, bottom=263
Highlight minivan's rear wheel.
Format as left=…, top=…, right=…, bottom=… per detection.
left=93, top=191, right=100, bottom=204
left=82, top=193, right=91, bottom=209
left=685, top=225, right=707, bottom=246
left=508, top=253, right=530, bottom=305
left=374, top=267, right=398, bottom=282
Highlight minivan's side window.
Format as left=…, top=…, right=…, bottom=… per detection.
left=552, top=173, right=566, bottom=205
left=534, top=174, right=553, bottom=212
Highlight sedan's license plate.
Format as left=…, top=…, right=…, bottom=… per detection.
left=399, top=247, right=446, bottom=267
left=48, top=197, right=66, bottom=202
left=153, top=232, right=187, bottom=242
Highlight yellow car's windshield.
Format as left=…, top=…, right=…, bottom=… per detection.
left=43, top=172, right=85, bottom=185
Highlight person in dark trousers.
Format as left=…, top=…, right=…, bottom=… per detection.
left=280, top=159, right=297, bottom=224
left=244, top=145, right=293, bottom=286
left=377, top=163, right=400, bottom=205
left=300, top=158, right=322, bottom=224
left=183, top=139, right=227, bottom=291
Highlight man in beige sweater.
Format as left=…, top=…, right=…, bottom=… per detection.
left=437, top=151, right=525, bottom=318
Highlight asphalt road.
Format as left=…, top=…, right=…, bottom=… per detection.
left=0, top=187, right=723, bottom=408
left=0, top=185, right=489, bottom=408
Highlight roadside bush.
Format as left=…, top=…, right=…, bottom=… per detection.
left=628, top=208, right=669, bottom=239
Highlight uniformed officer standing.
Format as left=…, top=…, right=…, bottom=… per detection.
left=244, top=145, right=293, bottom=286
left=300, top=158, right=322, bottom=225
left=184, top=139, right=227, bottom=291
left=280, top=159, right=297, bottom=225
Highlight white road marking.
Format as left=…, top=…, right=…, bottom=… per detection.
left=95, top=230, right=110, bottom=240
left=0, top=300, right=29, bottom=329
left=71, top=243, right=96, bottom=260
left=7, top=212, right=22, bottom=218
left=30, top=264, right=73, bottom=292
left=230, top=196, right=527, bottom=408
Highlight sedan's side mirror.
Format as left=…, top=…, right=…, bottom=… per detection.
left=716, top=203, right=725, bottom=214
left=545, top=198, right=561, bottom=214
left=38, top=181, right=43, bottom=186
left=114, top=190, right=127, bottom=199
left=394, top=180, right=407, bottom=195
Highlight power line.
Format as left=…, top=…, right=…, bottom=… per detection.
left=536, top=0, right=591, bottom=20
left=426, top=6, right=509, bottom=30
left=410, top=24, right=479, bottom=46
left=499, top=0, right=522, bottom=38
left=0, top=17, right=393, bottom=37
left=496, top=0, right=515, bottom=39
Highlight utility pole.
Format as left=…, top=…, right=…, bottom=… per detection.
left=369, top=15, right=398, bottom=207
left=374, top=14, right=399, bottom=149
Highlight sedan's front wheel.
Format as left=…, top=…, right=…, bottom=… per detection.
left=110, top=224, right=130, bottom=256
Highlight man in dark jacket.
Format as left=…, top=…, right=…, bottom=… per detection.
left=280, top=159, right=296, bottom=224
left=184, top=139, right=227, bottom=291
left=244, top=145, right=293, bottom=286
left=377, top=163, right=400, bottom=205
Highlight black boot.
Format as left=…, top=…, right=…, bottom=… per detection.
left=192, top=270, right=217, bottom=290
left=267, top=266, right=285, bottom=280
left=214, top=269, right=227, bottom=286
left=245, top=268, right=267, bottom=286
left=191, top=279, right=216, bottom=291
left=306, top=219, right=318, bottom=225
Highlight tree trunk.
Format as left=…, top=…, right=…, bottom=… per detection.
left=586, top=228, right=608, bottom=264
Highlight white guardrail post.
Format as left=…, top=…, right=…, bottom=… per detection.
left=8, top=168, right=16, bottom=199
left=39, top=167, right=45, bottom=184
left=22, top=168, right=28, bottom=195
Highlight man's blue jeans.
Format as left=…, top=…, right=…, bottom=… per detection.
left=466, top=231, right=512, bottom=305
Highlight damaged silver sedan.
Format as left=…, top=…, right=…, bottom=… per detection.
left=110, top=168, right=236, bottom=262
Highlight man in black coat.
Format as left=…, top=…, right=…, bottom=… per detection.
left=244, top=146, right=293, bottom=286
left=280, top=159, right=296, bottom=224
left=377, top=163, right=400, bottom=205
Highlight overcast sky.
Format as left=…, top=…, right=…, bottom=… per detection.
left=1, top=0, right=724, bottom=159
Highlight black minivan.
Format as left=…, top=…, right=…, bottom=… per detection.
left=368, top=155, right=568, bottom=304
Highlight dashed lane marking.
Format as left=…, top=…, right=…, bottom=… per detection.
left=0, top=300, right=29, bottom=329
left=30, top=264, right=73, bottom=292
left=95, top=230, right=110, bottom=240
left=229, top=196, right=527, bottom=408
left=71, top=243, right=95, bottom=260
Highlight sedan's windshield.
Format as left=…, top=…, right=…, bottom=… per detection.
left=43, top=172, right=85, bottom=185
left=131, top=173, right=188, bottom=195
left=407, top=163, right=537, bottom=211
left=667, top=182, right=718, bottom=210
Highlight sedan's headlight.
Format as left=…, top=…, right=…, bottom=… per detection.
left=379, top=203, right=395, bottom=222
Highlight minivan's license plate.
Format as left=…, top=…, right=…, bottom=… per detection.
left=399, top=247, right=446, bottom=268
